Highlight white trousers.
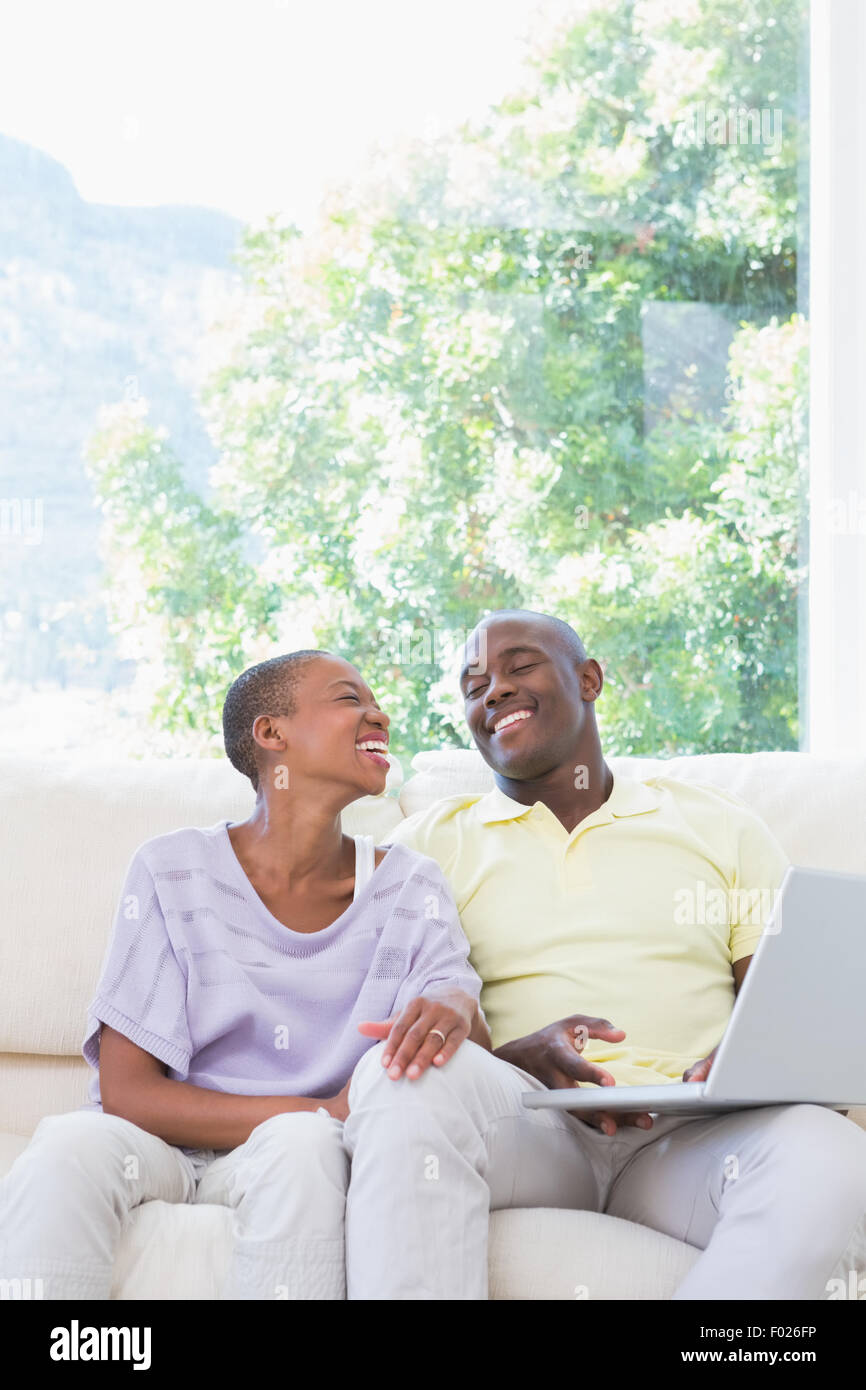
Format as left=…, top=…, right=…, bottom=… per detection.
left=1, top=1040, right=865, bottom=1300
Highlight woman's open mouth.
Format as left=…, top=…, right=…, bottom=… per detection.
left=355, top=739, right=389, bottom=769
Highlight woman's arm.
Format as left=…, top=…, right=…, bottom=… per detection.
left=99, top=1025, right=337, bottom=1150
left=407, top=985, right=492, bottom=1050
left=358, top=986, right=491, bottom=1079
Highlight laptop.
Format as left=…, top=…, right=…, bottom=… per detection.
left=522, top=866, right=866, bottom=1117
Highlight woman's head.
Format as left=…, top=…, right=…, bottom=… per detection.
left=222, top=650, right=390, bottom=803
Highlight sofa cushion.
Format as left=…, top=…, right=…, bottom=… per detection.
left=0, top=755, right=403, bottom=1058
left=105, top=1193, right=699, bottom=1300
left=398, top=749, right=866, bottom=875
left=488, top=1207, right=699, bottom=1299
left=0, top=1056, right=91, bottom=1137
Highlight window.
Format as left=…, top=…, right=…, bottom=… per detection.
left=1, top=0, right=823, bottom=766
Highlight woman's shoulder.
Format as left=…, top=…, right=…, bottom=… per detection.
left=128, top=820, right=231, bottom=876
left=375, top=839, right=449, bottom=889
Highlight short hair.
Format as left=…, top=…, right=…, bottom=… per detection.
left=222, top=650, right=327, bottom=790
left=473, top=609, right=587, bottom=664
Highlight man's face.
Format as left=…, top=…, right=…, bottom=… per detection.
left=459, top=618, right=598, bottom=781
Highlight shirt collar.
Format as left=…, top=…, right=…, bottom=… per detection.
left=475, top=772, right=661, bottom=826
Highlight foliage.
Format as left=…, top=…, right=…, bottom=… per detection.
left=86, top=0, right=807, bottom=762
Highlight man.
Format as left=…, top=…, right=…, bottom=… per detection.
left=347, top=608, right=866, bottom=1299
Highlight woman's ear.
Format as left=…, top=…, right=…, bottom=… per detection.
left=251, top=713, right=287, bottom=755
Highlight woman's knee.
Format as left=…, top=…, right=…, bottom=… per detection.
left=241, top=1109, right=347, bottom=1172
left=31, top=1110, right=143, bottom=1161
left=7, top=1111, right=145, bottom=1194
left=221, top=1110, right=349, bottom=1213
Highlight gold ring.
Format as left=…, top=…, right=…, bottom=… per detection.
left=428, top=1029, right=447, bottom=1046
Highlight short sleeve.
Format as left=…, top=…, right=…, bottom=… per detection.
left=390, top=859, right=484, bottom=1017
left=82, top=850, right=193, bottom=1080
left=384, top=804, right=464, bottom=906
left=713, top=787, right=791, bottom=964
left=384, top=810, right=435, bottom=857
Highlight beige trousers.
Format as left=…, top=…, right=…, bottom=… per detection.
left=1, top=1040, right=865, bottom=1300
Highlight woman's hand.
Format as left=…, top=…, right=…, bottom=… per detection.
left=357, top=992, right=475, bottom=1080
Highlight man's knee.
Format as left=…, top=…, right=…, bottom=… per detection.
left=350, top=1038, right=511, bottom=1108
left=766, top=1102, right=866, bottom=1151
left=761, top=1105, right=866, bottom=1204
left=350, top=1040, right=388, bottom=1084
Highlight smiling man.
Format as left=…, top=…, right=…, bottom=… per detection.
left=383, top=608, right=866, bottom=1300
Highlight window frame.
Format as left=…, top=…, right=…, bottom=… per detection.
left=807, top=0, right=866, bottom=754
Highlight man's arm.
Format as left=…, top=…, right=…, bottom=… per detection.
left=682, top=953, right=754, bottom=1081
left=733, top=954, right=752, bottom=995
left=683, top=787, right=790, bottom=1080
left=99, top=1026, right=343, bottom=1149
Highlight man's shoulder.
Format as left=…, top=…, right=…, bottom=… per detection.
left=389, top=792, right=489, bottom=832
left=644, top=774, right=762, bottom=819
left=642, top=774, right=787, bottom=863
left=386, top=793, right=489, bottom=856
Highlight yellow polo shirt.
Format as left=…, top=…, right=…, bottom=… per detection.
left=388, top=774, right=789, bottom=1087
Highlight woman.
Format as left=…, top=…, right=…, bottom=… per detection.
left=0, top=649, right=488, bottom=1300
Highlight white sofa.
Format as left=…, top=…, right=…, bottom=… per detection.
left=1, top=747, right=865, bottom=1299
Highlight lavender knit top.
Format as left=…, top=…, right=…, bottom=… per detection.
left=80, top=821, right=483, bottom=1129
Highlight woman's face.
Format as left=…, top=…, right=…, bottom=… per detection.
left=254, top=654, right=391, bottom=802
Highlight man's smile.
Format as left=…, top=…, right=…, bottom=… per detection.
left=491, top=708, right=535, bottom=735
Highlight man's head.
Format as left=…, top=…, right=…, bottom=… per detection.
left=458, top=610, right=604, bottom=781
left=222, top=650, right=390, bottom=799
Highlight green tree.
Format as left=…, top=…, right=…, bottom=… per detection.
left=86, top=0, right=807, bottom=763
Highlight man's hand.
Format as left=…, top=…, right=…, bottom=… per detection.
left=682, top=1045, right=718, bottom=1084
left=357, top=992, right=474, bottom=1080
left=494, top=1014, right=654, bottom=1136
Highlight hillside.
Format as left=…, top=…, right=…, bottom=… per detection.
left=0, top=133, right=245, bottom=688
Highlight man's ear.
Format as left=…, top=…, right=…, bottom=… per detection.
left=580, top=658, right=604, bottom=701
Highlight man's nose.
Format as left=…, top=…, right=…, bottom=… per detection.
left=484, top=672, right=516, bottom=706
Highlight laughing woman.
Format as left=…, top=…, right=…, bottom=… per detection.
left=0, top=650, right=489, bottom=1300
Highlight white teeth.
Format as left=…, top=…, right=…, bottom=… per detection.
left=493, top=710, right=533, bottom=733
left=356, top=741, right=388, bottom=752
